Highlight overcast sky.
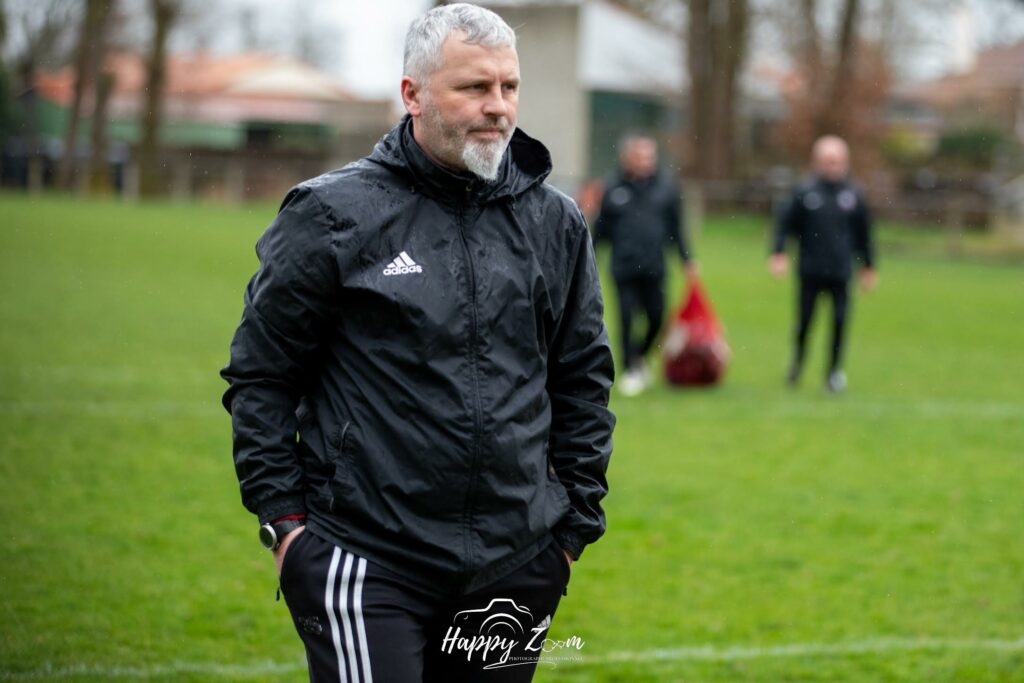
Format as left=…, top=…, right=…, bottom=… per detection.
left=172, top=0, right=432, bottom=101
left=189, top=0, right=1024, bottom=94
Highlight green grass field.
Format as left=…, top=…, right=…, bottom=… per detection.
left=1, top=192, right=1022, bottom=682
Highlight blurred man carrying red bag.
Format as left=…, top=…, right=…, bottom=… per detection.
left=663, top=279, right=730, bottom=386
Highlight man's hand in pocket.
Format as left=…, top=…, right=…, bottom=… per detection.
left=274, top=526, right=305, bottom=577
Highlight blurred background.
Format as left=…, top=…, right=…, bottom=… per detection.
left=3, top=0, right=1024, bottom=234
left=1, top=1, right=1023, bottom=682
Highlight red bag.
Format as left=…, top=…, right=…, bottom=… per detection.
left=663, top=279, right=730, bottom=386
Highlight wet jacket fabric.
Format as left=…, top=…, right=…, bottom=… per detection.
left=772, top=176, right=875, bottom=281
left=592, top=168, right=690, bottom=282
left=220, top=116, right=615, bottom=594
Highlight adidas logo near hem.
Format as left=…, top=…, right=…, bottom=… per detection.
left=383, top=251, right=423, bottom=276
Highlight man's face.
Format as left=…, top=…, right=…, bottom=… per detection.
left=813, top=140, right=850, bottom=182
left=402, top=33, right=520, bottom=181
left=621, top=138, right=657, bottom=179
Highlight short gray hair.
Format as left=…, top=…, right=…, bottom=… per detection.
left=403, top=3, right=517, bottom=84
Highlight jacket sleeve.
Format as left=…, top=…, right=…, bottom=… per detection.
left=853, top=191, right=876, bottom=269
left=665, top=181, right=691, bottom=263
left=772, top=190, right=800, bottom=254
left=220, top=186, right=339, bottom=524
left=547, top=220, right=616, bottom=560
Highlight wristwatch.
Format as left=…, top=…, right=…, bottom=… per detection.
left=259, top=519, right=305, bottom=551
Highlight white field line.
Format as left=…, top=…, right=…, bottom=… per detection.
left=2, top=637, right=1022, bottom=679
left=613, top=398, right=1024, bottom=420
left=6, top=397, right=1022, bottom=421
left=0, top=660, right=305, bottom=681
left=577, top=635, right=1024, bottom=664
left=0, top=400, right=221, bottom=418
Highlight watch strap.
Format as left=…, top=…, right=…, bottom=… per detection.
left=259, top=518, right=305, bottom=551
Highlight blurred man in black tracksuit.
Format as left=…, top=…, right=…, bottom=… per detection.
left=771, top=135, right=877, bottom=393
left=594, top=134, right=697, bottom=396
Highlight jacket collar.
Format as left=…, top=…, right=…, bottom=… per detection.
left=369, top=115, right=552, bottom=204
left=611, top=167, right=664, bottom=190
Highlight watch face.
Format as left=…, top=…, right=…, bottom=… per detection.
left=258, top=524, right=277, bottom=550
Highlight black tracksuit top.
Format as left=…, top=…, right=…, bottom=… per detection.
left=593, top=169, right=690, bottom=282
left=221, top=117, right=616, bottom=594
left=772, top=176, right=876, bottom=281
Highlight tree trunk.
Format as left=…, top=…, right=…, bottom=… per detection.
left=137, top=0, right=178, bottom=197
left=687, top=0, right=749, bottom=181
left=818, top=0, right=860, bottom=136
left=85, top=71, right=115, bottom=194
left=687, top=0, right=711, bottom=178
left=799, top=0, right=822, bottom=105
left=57, top=0, right=112, bottom=190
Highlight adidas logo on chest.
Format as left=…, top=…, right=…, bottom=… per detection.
left=383, top=251, right=422, bottom=276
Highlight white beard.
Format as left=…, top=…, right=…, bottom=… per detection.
left=461, top=136, right=510, bottom=181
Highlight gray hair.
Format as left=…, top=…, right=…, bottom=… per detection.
left=403, top=3, right=517, bottom=84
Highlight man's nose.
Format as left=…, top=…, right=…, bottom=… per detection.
left=481, top=85, right=509, bottom=118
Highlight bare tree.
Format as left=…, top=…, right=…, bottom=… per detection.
left=57, top=0, right=114, bottom=190
left=0, top=1, right=10, bottom=142
left=5, top=0, right=76, bottom=75
left=137, top=0, right=180, bottom=197
left=5, top=0, right=77, bottom=190
left=822, top=0, right=861, bottom=132
left=687, top=0, right=750, bottom=181
left=768, top=0, right=894, bottom=174
left=84, top=69, right=115, bottom=193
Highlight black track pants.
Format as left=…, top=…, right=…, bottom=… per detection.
left=278, top=529, right=573, bottom=682
left=794, top=275, right=850, bottom=374
left=615, top=275, right=666, bottom=370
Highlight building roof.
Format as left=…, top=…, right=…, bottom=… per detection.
left=35, top=51, right=367, bottom=126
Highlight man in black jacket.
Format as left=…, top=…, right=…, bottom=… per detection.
left=770, top=135, right=877, bottom=393
left=593, top=134, right=696, bottom=396
left=220, top=4, right=614, bottom=681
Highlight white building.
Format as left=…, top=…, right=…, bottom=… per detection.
left=482, top=0, right=684, bottom=191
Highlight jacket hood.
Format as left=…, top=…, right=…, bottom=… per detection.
left=368, top=115, right=552, bottom=204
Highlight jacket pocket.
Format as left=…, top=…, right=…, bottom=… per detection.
left=328, top=421, right=354, bottom=508
left=545, top=462, right=571, bottom=522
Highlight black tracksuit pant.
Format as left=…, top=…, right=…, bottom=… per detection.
left=278, top=528, right=572, bottom=682
left=794, top=275, right=850, bottom=375
left=615, top=275, right=665, bottom=371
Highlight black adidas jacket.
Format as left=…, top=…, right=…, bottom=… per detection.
left=592, top=168, right=690, bottom=282
left=772, top=176, right=875, bottom=281
left=221, top=117, right=615, bottom=594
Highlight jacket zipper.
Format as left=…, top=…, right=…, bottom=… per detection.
left=456, top=188, right=485, bottom=572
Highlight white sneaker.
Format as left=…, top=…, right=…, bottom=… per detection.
left=826, top=370, right=847, bottom=394
left=638, top=361, right=652, bottom=388
left=619, top=369, right=646, bottom=396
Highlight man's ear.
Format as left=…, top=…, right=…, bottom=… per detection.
left=401, top=76, right=423, bottom=117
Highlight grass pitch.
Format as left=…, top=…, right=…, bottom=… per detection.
left=1, top=193, right=1021, bottom=682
